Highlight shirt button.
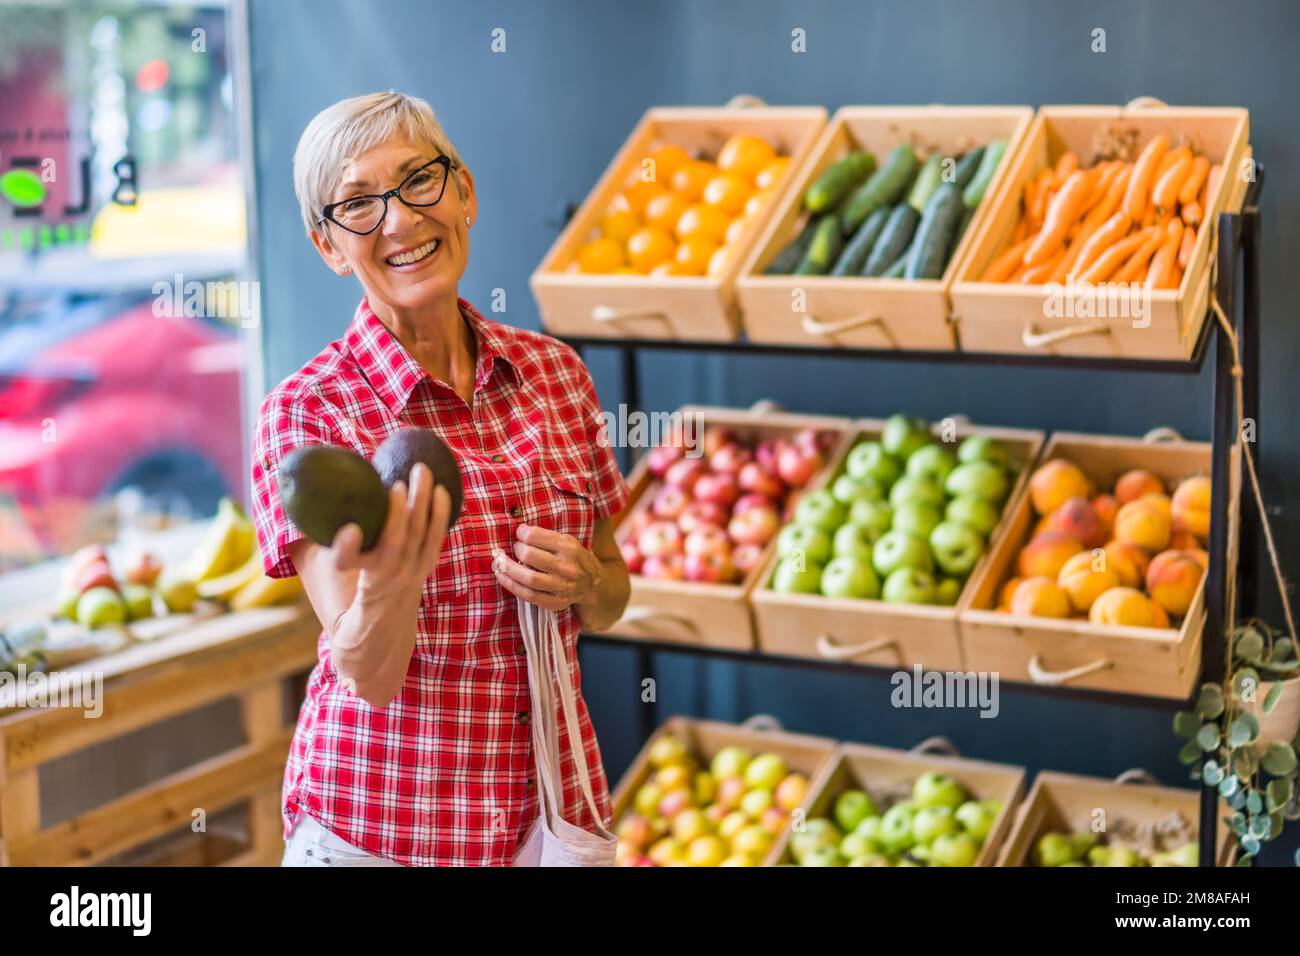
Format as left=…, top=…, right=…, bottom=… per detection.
left=492, top=453, right=505, bottom=463
left=517, top=711, right=530, bottom=725
left=525, top=777, right=534, bottom=790
left=585, top=480, right=594, bottom=494
left=509, top=505, right=522, bottom=518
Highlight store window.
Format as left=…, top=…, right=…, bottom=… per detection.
left=0, top=1, right=253, bottom=573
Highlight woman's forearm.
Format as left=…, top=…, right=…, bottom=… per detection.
left=331, top=588, right=422, bottom=707
left=576, top=555, right=630, bottom=632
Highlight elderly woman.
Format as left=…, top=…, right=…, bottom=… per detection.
left=250, top=92, right=630, bottom=866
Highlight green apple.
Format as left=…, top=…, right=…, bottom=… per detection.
left=888, top=475, right=946, bottom=510
left=944, top=460, right=1009, bottom=503
left=820, top=557, right=879, bottom=600
left=832, top=523, right=876, bottom=562
left=57, top=587, right=81, bottom=621
left=853, top=815, right=884, bottom=846
left=710, top=745, right=752, bottom=781
left=790, top=818, right=840, bottom=862
left=831, top=472, right=881, bottom=507
left=121, top=583, right=155, bottom=621
left=879, top=802, right=918, bottom=854
left=771, top=557, right=822, bottom=595
left=905, top=443, right=958, bottom=485
left=833, top=789, right=877, bottom=832
left=891, top=500, right=942, bottom=539
left=882, top=568, right=936, bottom=604
left=872, top=530, right=934, bottom=577
left=847, top=851, right=891, bottom=867
left=793, top=490, right=846, bottom=533
left=934, top=576, right=963, bottom=606
left=955, top=800, right=999, bottom=842
left=913, top=771, right=968, bottom=810
left=957, top=434, right=1011, bottom=468
left=848, top=499, right=893, bottom=538
left=839, top=831, right=880, bottom=861
left=881, top=414, right=933, bottom=460
left=929, top=521, right=985, bottom=576
left=911, top=805, right=960, bottom=845
left=930, top=832, right=980, bottom=867
left=76, top=586, right=127, bottom=628
left=157, top=573, right=198, bottom=613
left=945, top=494, right=1001, bottom=536
left=776, top=524, right=832, bottom=565
left=801, top=845, right=845, bottom=867
left=845, top=441, right=902, bottom=489
left=743, top=753, right=788, bottom=791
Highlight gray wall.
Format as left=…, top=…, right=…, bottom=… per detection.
left=247, top=0, right=1299, bottom=861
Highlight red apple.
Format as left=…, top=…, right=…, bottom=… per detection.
left=73, top=558, right=117, bottom=595
left=792, top=428, right=822, bottom=457
left=642, top=553, right=685, bottom=581
left=728, top=505, right=779, bottom=546
left=123, top=551, right=163, bottom=587
left=677, top=500, right=728, bottom=534
left=620, top=540, right=644, bottom=574
left=708, top=442, right=752, bottom=475
left=694, top=472, right=739, bottom=509
left=646, top=444, right=683, bottom=478
left=777, top=445, right=822, bottom=488
left=755, top=439, right=780, bottom=474
left=637, top=520, right=683, bottom=558
left=738, top=460, right=784, bottom=499
left=703, top=427, right=737, bottom=460
left=664, top=457, right=708, bottom=492
left=684, top=550, right=737, bottom=584
left=684, top=526, right=731, bottom=558
left=731, top=542, right=765, bottom=576
left=651, top=485, right=689, bottom=521
left=733, top=492, right=778, bottom=516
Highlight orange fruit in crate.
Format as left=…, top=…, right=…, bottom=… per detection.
left=743, top=188, right=775, bottom=218
left=703, top=173, right=755, bottom=216
left=755, top=156, right=791, bottom=190
left=707, top=244, right=732, bottom=277
left=626, top=226, right=676, bottom=272
left=674, top=234, right=718, bottom=275
left=650, top=260, right=690, bottom=277
left=599, top=206, right=641, bottom=243
left=717, top=134, right=777, bottom=182
left=647, top=143, right=692, bottom=184
left=671, top=160, right=720, bottom=201
left=576, top=236, right=625, bottom=274
left=644, top=192, right=687, bottom=232
left=611, top=266, right=639, bottom=275
left=675, top=203, right=730, bottom=243
left=725, top=215, right=751, bottom=246
left=623, top=179, right=667, bottom=217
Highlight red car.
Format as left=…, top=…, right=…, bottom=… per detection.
left=0, top=292, right=245, bottom=565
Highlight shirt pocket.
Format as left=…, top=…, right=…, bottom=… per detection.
left=539, top=468, right=596, bottom=550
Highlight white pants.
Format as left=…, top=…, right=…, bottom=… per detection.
left=279, top=808, right=540, bottom=867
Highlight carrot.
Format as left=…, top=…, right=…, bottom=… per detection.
left=1142, top=204, right=1157, bottom=227
left=1204, top=163, right=1223, bottom=209
left=1078, top=229, right=1152, bottom=283
left=1073, top=211, right=1132, bottom=277
left=1123, top=133, right=1169, bottom=220
left=1168, top=264, right=1183, bottom=291
left=1055, top=151, right=1080, bottom=180
left=1156, top=145, right=1192, bottom=179
left=1178, top=155, right=1210, bottom=205
left=1020, top=247, right=1066, bottom=284
left=1180, top=201, right=1202, bottom=226
left=1152, top=155, right=1192, bottom=211
left=1024, top=170, right=1089, bottom=265
left=1083, top=166, right=1132, bottom=230
left=1030, top=168, right=1056, bottom=226
left=1051, top=222, right=1098, bottom=282
left=981, top=236, right=1035, bottom=282
left=1013, top=215, right=1031, bottom=243
left=1114, top=218, right=1170, bottom=283
left=1177, top=221, right=1196, bottom=269
left=1145, top=219, right=1184, bottom=289
left=1080, top=162, right=1120, bottom=215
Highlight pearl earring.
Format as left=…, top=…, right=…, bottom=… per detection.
left=465, top=216, right=471, bottom=225
left=341, top=265, right=350, bottom=274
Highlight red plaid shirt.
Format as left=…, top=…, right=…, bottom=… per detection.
left=250, top=297, right=628, bottom=866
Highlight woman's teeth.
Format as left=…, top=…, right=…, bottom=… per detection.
left=386, top=238, right=440, bottom=266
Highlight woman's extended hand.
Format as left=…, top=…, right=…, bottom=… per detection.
left=493, top=524, right=605, bottom=612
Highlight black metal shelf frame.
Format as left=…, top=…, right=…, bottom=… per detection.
left=571, top=169, right=1263, bottom=868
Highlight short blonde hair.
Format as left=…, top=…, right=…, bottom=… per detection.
left=293, top=91, right=465, bottom=234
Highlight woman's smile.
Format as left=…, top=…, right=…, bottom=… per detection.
left=384, top=235, right=443, bottom=270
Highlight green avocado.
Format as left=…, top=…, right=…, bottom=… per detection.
left=371, top=428, right=464, bottom=528
left=279, top=446, right=389, bottom=550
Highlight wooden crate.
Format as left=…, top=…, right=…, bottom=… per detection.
left=959, top=431, right=1211, bottom=699
left=0, top=603, right=318, bottom=867
left=997, top=769, right=1227, bottom=867
left=951, top=101, right=1251, bottom=359
left=737, top=106, right=1032, bottom=351
left=609, top=715, right=837, bottom=867
left=530, top=100, right=827, bottom=341
left=599, top=405, right=853, bottom=650
left=750, top=418, right=1045, bottom=669
left=770, top=738, right=1026, bottom=867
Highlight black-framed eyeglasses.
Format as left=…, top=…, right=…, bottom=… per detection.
left=318, top=156, right=454, bottom=235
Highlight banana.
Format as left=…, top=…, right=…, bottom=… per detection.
left=196, top=549, right=263, bottom=601
left=230, top=571, right=303, bottom=610
left=188, top=498, right=256, bottom=582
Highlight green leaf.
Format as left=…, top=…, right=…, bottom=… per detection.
left=1173, top=710, right=1201, bottom=739
left=1231, top=812, right=1247, bottom=834
left=1219, top=775, right=1240, bottom=798
left=1261, top=742, right=1299, bottom=777
left=1263, top=681, right=1284, bottom=714
left=1248, top=815, right=1270, bottom=839
left=1266, top=779, right=1291, bottom=812
left=1294, top=847, right=1300, bottom=867
left=1204, top=761, right=1224, bottom=785
left=1233, top=667, right=1262, bottom=703
left=1180, top=739, right=1206, bottom=766
left=1233, top=747, right=1259, bottom=780
left=1237, top=851, right=1254, bottom=867
left=1195, top=683, right=1225, bottom=719
left=1269, top=810, right=1285, bottom=839
left=1229, top=789, right=1247, bottom=810
left=1228, top=714, right=1259, bottom=749
left=1243, top=836, right=1262, bottom=856
left=1246, top=790, right=1263, bottom=814
left=1272, top=637, right=1295, bottom=662
left=1235, top=627, right=1266, bottom=662
left=1197, top=723, right=1221, bottom=751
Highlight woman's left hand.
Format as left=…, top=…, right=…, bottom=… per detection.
left=493, top=524, right=605, bottom=612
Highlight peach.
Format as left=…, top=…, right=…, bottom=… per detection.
left=1145, top=549, right=1205, bottom=617
left=1057, top=550, right=1121, bottom=613
left=1140, top=492, right=1172, bottom=522
left=1033, top=513, right=1053, bottom=537
left=1092, top=493, right=1119, bottom=533
left=998, top=576, right=1025, bottom=610
left=1114, top=469, right=1166, bottom=504
left=1010, top=577, right=1072, bottom=618
left=1151, top=602, right=1171, bottom=628
left=1172, top=475, right=1211, bottom=539
left=1018, top=531, right=1084, bottom=579
left=1114, top=499, right=1171, bottom=552
left=1044, top=497, right=1108, bottom=549
left=1169, top=529, right=1201, bottom=551
left=1185, top=548, right=1209, bottom=571
left=1089, top=586, right=1159, bottom=627
left=1102, top=540, right=1151, bottom=589
left=1030, top=459, right=1092, bottom=516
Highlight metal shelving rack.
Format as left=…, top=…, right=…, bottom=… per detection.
left=571, top=171, right=1263, bottom=867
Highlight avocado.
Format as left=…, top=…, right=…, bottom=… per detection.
left=371, top=428, right=464, bottom=528
left=279, top=446, right=389, bottom=550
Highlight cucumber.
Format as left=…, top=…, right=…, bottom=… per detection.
left=862, top=203, right=920, bottom=276
left=837, top=144, right=918, bottom=233
left=804, top=151, right=875, bottom=213
left=953, top=147, right=985, bottom=189
left=830, top=206, right=890, bottom=276
left=962, top=139, right=1007, bottom=208
left=764, top=217, right=818, bottom=274
left=907, top=153, right=945, bottom=212
left=882, top=252, right=909, bottom=278
left=954, top=205, right=977, bottom=243
left=795, top=215, right=845, bottom=275
left=905, top=182, right=966, bottom=280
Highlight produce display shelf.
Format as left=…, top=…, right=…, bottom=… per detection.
left=572, top=164, right=1264, bottom=870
